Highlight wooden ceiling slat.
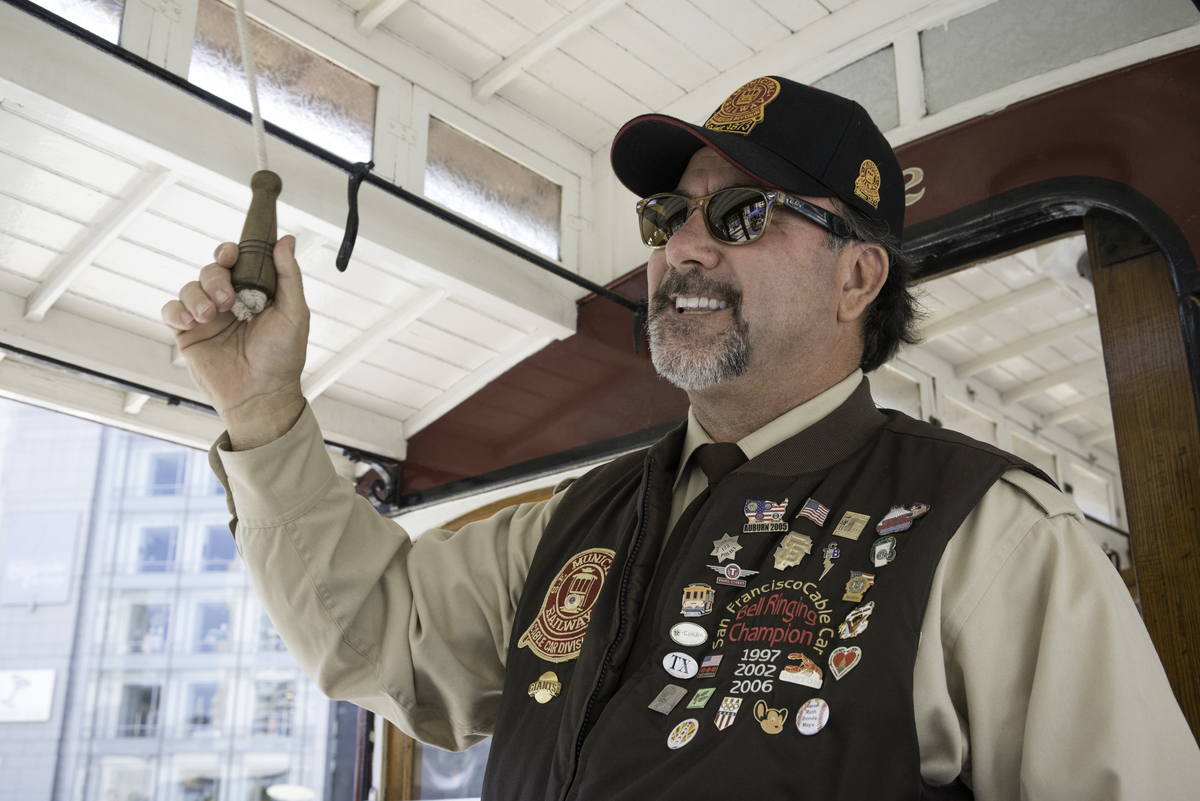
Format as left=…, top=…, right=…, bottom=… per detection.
left=591, top=7, right=718, bottom=91
left=629, top=0, right=754, bottom=72
left=0, top=151, right=112, bottom=222
left=418, top=0, right=532, bottom=57
left=386, top=1, right=501, bottom=79
left=0, top=109, right=143, bottom=194
left=496, top=72, right=616, bottom=149
left=689, top=0, right=790, bottom=50
left=526, top=51, right=651, bottom=128
left=558, top=29, right=685, bottom=109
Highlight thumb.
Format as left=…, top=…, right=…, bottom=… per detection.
left=272, top=235, right=308, bottom=316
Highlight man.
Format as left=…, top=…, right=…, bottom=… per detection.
left=163, top=78, right=1199, bottom=799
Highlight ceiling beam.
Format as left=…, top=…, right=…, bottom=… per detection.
left=301, top=286, right=448, bottom=401
left=1041, top=393, right=1110, bottom=429
left=404, top=330, right=553, bottom=438
left=24, top=167, right=177, bottom=323
left=954, top=316, right=1097, bottom=379
left=355, top=0, right=410, bottom=36
left=473, top=0, right=628, bottom=102
left=999, top=356, right=1106, bottom=405
left=1081, top=426, right=1116, bottom=448
left=893, top=28, right=926, bottom=126
left=922, top=278, right=1060, bottom=341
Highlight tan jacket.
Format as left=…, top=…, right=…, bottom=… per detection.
left=211, top=372, right=1200, bottom=800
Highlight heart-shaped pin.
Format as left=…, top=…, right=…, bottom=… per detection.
left=829, top=646, right=862, bottom=680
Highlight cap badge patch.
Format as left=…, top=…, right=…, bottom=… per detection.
left=854, top=159, right=882, bottom=208
left=704, top=77, right=781, bottom=135
left=518, top=548, right=615, bottom=662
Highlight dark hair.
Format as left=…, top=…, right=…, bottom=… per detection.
left=824, top=200, right=922, bottom=373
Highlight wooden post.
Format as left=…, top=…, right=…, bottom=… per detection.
left=382, top=721, right=416, bottom=800
left=1085, top=213, right=1200, bottom=738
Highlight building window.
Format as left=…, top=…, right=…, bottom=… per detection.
left=128, top=603, right=170, bottom=654
left=202, top=525, right=238, bottom=572
left=93, top=756, right=154, bottom=801
left=252, top=680, right=295, bottom=736
left=258, top=612, right=288, bottom=653
left=189, top=0, right=376, bottom=163
left=194, top=603, right=231, bottom=653
left=29, top=0, right=124, bottom=43
left=138, top=526, right=179, bottom=572
left=425, top=116, right=563, bottom=261
left=186, top=683, right=222, bottom=734
left=179, top=774, right=219, bottom=801
left=117, top=684, right=161, bottom=737
left=149, top=452, right=186, bottom=496
left=248, top=771, right=289, bottom=801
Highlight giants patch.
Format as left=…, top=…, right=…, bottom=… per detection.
left=518, top=548, right=615, bottom=663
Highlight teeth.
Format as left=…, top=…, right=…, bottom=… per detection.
left=675, top=296, right=729, bottom=311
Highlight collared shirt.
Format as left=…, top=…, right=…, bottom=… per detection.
left=668, top=369, right=862, bottom=534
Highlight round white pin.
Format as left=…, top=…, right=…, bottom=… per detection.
left=662, top=652, right=699, bottom=679
left=669, top=623, right=708, bottom=647
left=667, top=718, right=699, bottom=749
left=796, top=698, right=830, bottom=735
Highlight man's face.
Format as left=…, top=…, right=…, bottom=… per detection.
left=646, top=148, right=846, bottom=393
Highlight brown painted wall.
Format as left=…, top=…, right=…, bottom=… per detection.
left=401, top=45, right=1200, bottom=493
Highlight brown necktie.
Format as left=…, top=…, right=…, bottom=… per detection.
left=619, top=442, right=747, bottom=686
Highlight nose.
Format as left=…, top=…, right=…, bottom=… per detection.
left=664, top=206, right=720, bottom=273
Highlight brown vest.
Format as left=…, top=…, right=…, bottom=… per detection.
left=484, top=381, right=1049, bottom=801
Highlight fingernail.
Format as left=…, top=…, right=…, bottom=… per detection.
left=196, top=301, right=212, bottom=317
left=181, top=311, right=194, bottom=325
left=214, top=290, right=229, bottom=305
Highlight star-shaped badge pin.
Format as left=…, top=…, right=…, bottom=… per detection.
left=711, top=533, right=742, bottom=563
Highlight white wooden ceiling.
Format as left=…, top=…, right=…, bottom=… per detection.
left=0, top=0, right=1196, bottom=465
left=915, top=236, right=1114, bottom=454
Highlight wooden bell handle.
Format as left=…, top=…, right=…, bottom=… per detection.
left=230, top=170, right=282, bottom=299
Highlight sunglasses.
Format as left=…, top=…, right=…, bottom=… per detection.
left=637, top=187, right=853, bottom=248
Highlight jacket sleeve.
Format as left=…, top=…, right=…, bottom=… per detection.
left=208, top=403, right=562, bottom=750
left=913, top=468, right=1200, bottom=800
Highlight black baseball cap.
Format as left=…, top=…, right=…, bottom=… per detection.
left=611, top=76, right=905, bottom=236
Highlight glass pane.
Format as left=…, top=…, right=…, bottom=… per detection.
left=413, top=739, right=490, bottom=799
left=186, top=683, right=221, bottom=733
left=128, top=603, right=171, bottom=654
left=189, top=0, right=376, bottom=163
left=258, top=612, right=288, bottom=652
left=253, top=680, right=295, bottom=735
left=150, top=452, right=186, bottom=495
left=118, top=684, right=160, bottom=737
left=195, top=602, right=231, bottom=652
left=425, top=116, right=562, bottom=260
left=940, top=396, right=997, bottom=445
left=29, top=0, right=124, bottom=43
left=202, top=525, right=238, bottom=571
left=139, top=526, right=178, bottom=572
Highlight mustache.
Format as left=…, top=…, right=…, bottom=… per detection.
left=650, top=269, right=743, bottom=315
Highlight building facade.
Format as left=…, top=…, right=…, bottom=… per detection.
left=0, top=398, right=331, bottom=801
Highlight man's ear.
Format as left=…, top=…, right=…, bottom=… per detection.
left=837, top=243, right=888, bottom=324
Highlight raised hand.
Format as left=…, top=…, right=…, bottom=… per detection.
left=161, top=236, right=310, bottom=450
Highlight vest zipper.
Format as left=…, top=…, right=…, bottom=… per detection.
left=571, top=461, right=655, bottom=774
